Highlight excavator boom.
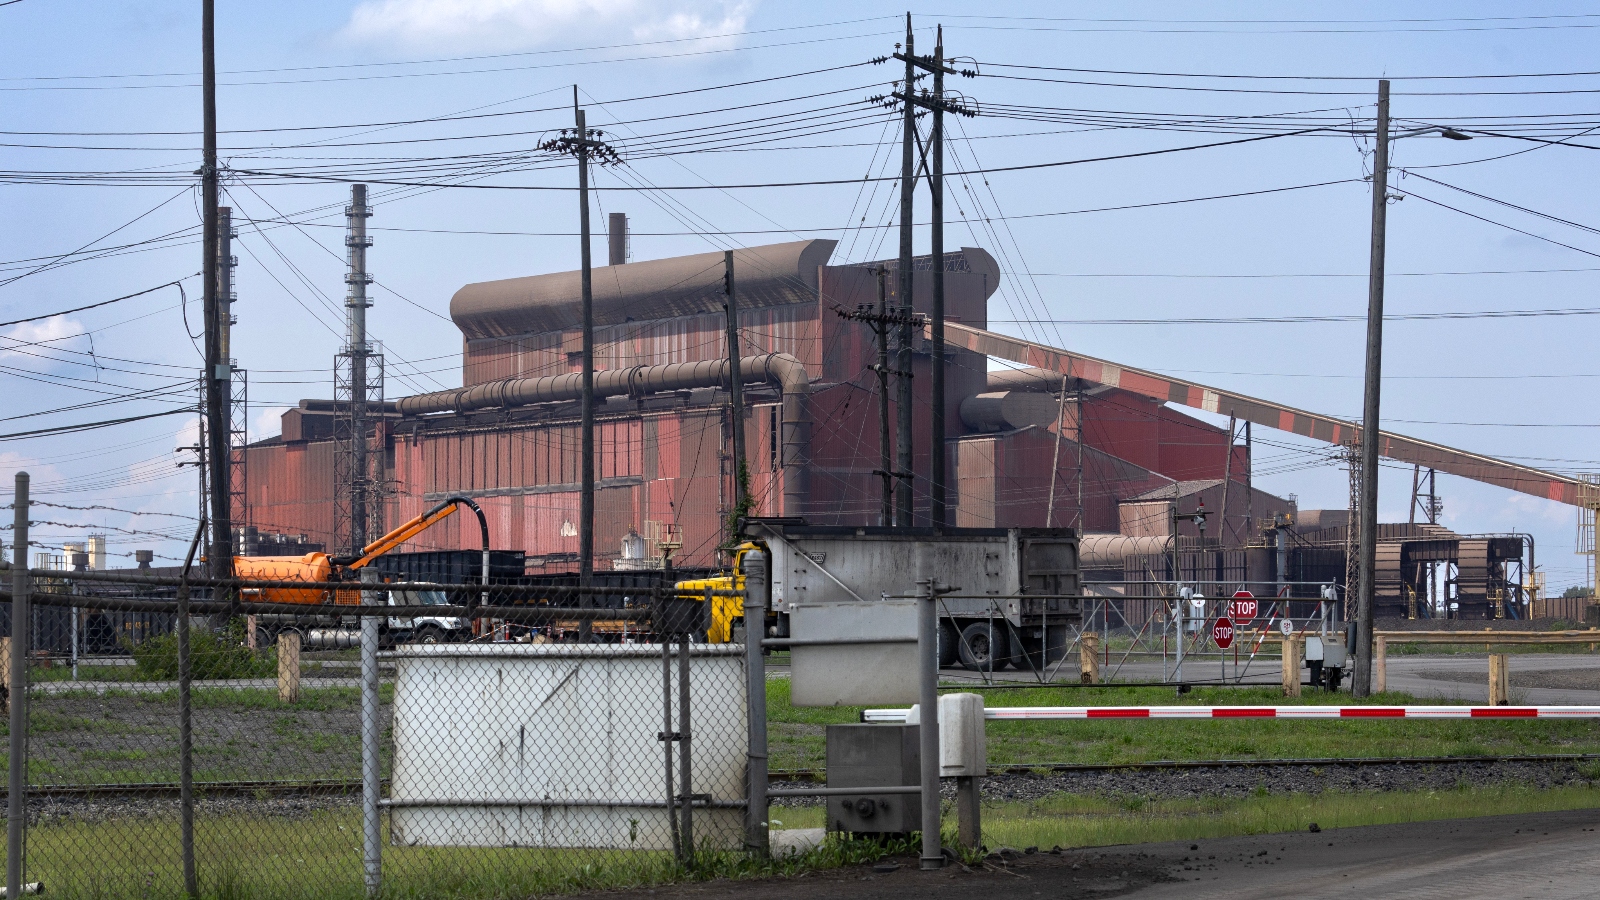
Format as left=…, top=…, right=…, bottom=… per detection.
left=347, top=499, right=461, bottom=570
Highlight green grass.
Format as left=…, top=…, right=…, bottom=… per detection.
left=19, top=806, right=913, bottom=900
left=765, top=678, right=1600, bottom=771
left=774, top=782, right=1600, bottom=852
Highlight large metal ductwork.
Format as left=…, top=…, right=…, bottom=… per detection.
left=959, top=390, right=1061, bottom=433
left=1080, top=533, right=1172, bottom=569
left=395, top=353, right=812, bottom=515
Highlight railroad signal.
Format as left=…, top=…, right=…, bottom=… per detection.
left=1230, top=590, right=1257, bottom=622
left=1213, top=616, right=1235, bottom=649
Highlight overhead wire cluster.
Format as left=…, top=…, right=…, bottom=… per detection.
left=6, top=22, right=1600, bottom=555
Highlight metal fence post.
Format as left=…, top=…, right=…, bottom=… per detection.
left=176, top=519, right=205, bottom=900
left=678, top=614, right=695, bottom=865
left=918, top=580, right=943, bottom=870
left=8, top=473, right=29, bottom=900
left=360, top=568, right=381, bottom=896
left=742, top=550, right=770, bottom=858
left=658, top=589, right=680, bottom=862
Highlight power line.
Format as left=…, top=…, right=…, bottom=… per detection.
left=989, top=306, right=1600, bottom=325
left=0, top=408, right=190, bottom=442
left=0, top=33, right=894, bottom=92
left=0, top=276, right=195, bottom=328
left=225, top=127, right=1324, bottom=191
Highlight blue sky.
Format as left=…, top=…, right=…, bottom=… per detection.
left=1, top=1, right=1597, bottom=589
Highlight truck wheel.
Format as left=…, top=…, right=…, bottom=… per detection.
left=937, top=622, right=959, bottom=669
left=957, top=623, right=1010, bottom=672
left=413, top=625, right=444, bottom=645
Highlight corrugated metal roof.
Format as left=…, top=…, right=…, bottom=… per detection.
left=1124, top=479, right=1223, bottom=502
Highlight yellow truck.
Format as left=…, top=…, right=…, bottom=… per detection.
left=673, top=541, right=760, bottom=643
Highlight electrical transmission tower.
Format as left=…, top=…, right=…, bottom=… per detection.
left=335, top=185, right=384, bottom=555
left=219, top=207, right=248, bottom=544
left=1343, top=441, right=1361, bottom=616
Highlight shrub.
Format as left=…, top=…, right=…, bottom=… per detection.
left=130, top=621, right=277, bottom=681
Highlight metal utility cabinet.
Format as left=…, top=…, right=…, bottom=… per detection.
left=743, top=519, right=1082, bottom=669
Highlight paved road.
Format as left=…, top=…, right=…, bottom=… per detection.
left=930, top=653, right=1600, bottom=705
left=1129, top=806, right=1600, bottom=899
left=1383, top=654, right=1600, bottom=705
left=611, top=808, right=1600, bottom=899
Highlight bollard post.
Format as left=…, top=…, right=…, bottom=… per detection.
left=1489, top=653, right=1509, bottom=706
left=277, top=631, right=301, bottom=703
left=8, top=473, right=29, bottom=900
left=360, top=568, right=382, bottom=896
left=1375, top=635, right=1387, bottom=694
left=942, top=692, right=986, bottom=852
left=1281, top=637, right=1301, bottom=698
left=742, top=550, right=770, bottom=858
left=1079, top=632, right=1101, bottom=684
left=917, top=580, right=943, bottom=870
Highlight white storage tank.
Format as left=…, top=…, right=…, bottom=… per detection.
left=388, top=643, right=747, bottom=850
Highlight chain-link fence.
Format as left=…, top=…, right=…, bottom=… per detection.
left=1, top=555, right=754, bottom=900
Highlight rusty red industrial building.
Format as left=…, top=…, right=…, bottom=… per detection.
left=241, top=235, right=1566, bottom=619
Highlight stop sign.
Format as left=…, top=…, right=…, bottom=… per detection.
left=1212, top=616, right=1235, bottom=649
left=1230, top=590, right=1257, bottom=621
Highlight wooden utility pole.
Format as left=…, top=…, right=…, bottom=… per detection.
left=894, top=14, right=916, bottom=527
left=576, top=94, right=595, bottom=639
left=876, top=268, right=892, bottom=526
left=894, top=19, right=975, bottom=529
left=201, top=0, right=232, bottom=585
left=724, top=251, right=747, bottom=530
left=1354, top=80, right=1390, bottom=697
left=539, top=91, right=621, bottom=640
left=929, top=27, right=947, bottom=529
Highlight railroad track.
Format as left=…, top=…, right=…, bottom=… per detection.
left=16, top=753, right=1600, bottom=799
left=769, top=752, right=1600, bottom=781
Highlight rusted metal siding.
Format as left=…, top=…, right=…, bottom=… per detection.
left=463, top=304, right=825, bottom=387
left=942, top=319, right=1586, bottom=507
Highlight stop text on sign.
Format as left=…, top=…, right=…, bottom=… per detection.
left=1229, top=590, right=1257, bottom=621
left=1213, top=616, right=1235, bottom=649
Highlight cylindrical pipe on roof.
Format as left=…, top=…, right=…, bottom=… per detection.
left=393, top=353, right=811, bottom=516
left=1079, top=533, right=1172, bottom=569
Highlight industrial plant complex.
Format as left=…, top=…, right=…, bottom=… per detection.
left=240, top=223, right=1576, bottom=623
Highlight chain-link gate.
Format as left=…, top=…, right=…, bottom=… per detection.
left=2, top=488, right=753, bottom=898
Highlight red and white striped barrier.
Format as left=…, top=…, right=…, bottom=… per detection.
left=862, top=705, right=1600, bottom=723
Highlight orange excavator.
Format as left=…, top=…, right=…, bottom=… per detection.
left=233, top=496, right=491, bottom=607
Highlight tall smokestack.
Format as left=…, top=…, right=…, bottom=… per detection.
left=608, top=212, right=628, bottom=266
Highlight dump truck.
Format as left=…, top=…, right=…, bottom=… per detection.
left=235, top=496, right=490, bottom=644
left=676, top=518, right=1082, bottom=670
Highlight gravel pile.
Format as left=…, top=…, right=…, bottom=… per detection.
left=774, top=758, right=1600, bottom=807
left=28, top=790, right=358, bottom=825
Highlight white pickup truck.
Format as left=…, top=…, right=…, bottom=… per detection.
left=262, top=583, right=473, bottom=649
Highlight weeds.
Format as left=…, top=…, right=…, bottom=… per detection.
left=131, top=622, right=277, bottom=681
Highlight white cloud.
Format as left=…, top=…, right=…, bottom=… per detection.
left=252, top=406, right=290, bottom=441
left=0, top=315, right=87, bottom=369
left=340, top=0, right=753, bottom=55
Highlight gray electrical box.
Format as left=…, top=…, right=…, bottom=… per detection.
left=824, top=724, right=922, bottom=835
